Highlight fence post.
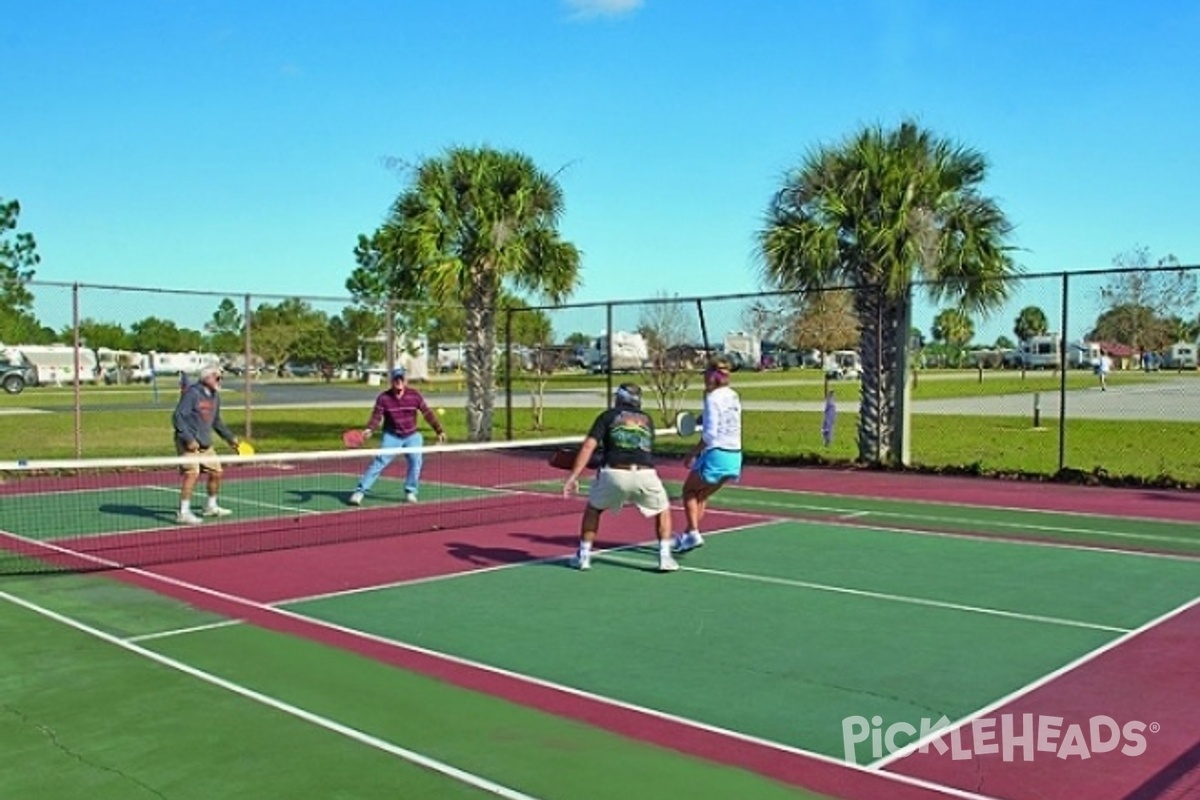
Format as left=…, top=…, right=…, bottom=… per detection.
left=505, top=307, right=514, bottom=441
left=1057, top=273, right=1070, bottom=472
left=72, top=282, right=83, bottom=458
left=243, top=293, right=253, bottom=441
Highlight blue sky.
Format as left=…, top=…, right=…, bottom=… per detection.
left=4, top=0, right=1199, bottom=341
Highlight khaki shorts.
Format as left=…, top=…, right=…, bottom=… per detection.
left=587, top=466, right=670, bottom=516
left=176, top=441, right=223, bottom=476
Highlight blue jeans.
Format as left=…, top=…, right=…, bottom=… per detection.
left=355, top=431, right=424, bottom=496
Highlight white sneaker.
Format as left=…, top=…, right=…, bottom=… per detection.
left=569, top=552, right=591, bottom=571
left=658, top=553, right=680, bottom=572
left=404, top=492, right=418, bottom=504
left=673, top=531, right=705, bottom=553
left=348, top=491, right=364, bottom=506
left=202, top=505, right=232, bottom=517
left=176, top=510, right=203, bottom=525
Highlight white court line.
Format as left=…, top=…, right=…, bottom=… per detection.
left=0, top=527, right=1000, bottom=800
left=272, top=519, right=777, bottom=606
left=0, top=589, right=544, bottom=800
left=126, top=618, right=244, bottom=642
left=870, top=593, right=1200, bottom=770
left=733, top=490, right=1200, bottom=549
left=741, top=483, right=1200, bottom=526
left=593, top=553, right=1131, bottom=633
left=145, top=484, right=320, bottom=516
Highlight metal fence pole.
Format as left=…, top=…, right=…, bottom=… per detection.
left=243, top=293, right=253, bottom=441
left=72, top=282, right=83, bottom=458
left=1058, top=273, right=1070, bottom=473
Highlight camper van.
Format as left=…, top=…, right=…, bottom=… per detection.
left=1017, top=334, right=1062, bottom=370
left=723, top=331, right=762, bottom=371
left=1166, top=342, right=1197, bottom=370
left=15, top=344, right=100, bottom=385
left=584, top=331, right=649, bottom=373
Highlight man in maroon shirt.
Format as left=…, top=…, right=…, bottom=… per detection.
left=349, top=366, right=447, bottom=506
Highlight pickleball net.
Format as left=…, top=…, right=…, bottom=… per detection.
left=0, top=436, right=587, bottom=575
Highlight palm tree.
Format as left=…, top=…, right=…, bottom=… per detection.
left=358, top=147, right=581, bottom=441
left=758, top=121, right=1018, bottom=463
left=1013, top=305, right=1049, bottom=343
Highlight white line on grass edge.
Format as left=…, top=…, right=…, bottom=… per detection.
left=0, top=588, right=544, bottom=800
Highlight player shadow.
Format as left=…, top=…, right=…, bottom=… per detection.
left=98, top=503, right=176, bottom=523
left=444, top=541, right=537, bottom=566
left=508, top=531, right=584, bottom=548
left=588, top=546, right=669, bottom=573
left=286, top=488, right=367, bottom=504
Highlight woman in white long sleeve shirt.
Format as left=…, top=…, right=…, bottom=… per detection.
left=674, top=358, right=743, bottom=553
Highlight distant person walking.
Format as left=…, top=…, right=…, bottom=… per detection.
left=1095, top=349, right=1113, bottom=391
left=349, top=366, right=447, bottom=506
left=562, top=383, right=678, bottom=573
left=674, top=358, right=742, bottom=553
left=822, top=389, right=837, bottom=447
left=172, top=365, right=240, bottom=524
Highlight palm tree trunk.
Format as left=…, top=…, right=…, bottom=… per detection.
left=854, top=285, right=907, bottom=464
left=464, top=275, right=497, bottom=442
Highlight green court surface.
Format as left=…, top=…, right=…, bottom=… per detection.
left=285, top=521, right=1200, bottom=762
left=0, top=574, right=828, bottom=800
left=3, top=483, right=1199, bottom=798
left=0, top=473, right=496, bottom=541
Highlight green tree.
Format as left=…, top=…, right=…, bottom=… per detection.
left=1087, top=304, right=1174, bottom=351
left=931, top=308, right=975, bottom=368
left=1097, top=247, right=1195, bottom=351
left=0, top=198, right=42, bottom=343
left=1013, top=305, right=1049, bottom=343
left=758, top=121, right=1018, bottom=463
left=205, top=298, right=245, bottom=356
left=69, top=319, right=132, bottom=351
left=355, top=146, right=581, bottom=440
left=130, top=317, right=204, bottom=352
left=249, top=298, right=330, bottom=372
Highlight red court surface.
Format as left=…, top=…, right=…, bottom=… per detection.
left=100, top=467, right=1200, bottom=800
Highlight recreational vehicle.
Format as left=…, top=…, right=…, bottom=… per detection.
left=1017, top=334, right=1061, bottom=370
left=723, top=331, right=762, bottom=371
left=583, top=331, right=649, bottom=373
left=1166, top=342, right=1197, bottom=370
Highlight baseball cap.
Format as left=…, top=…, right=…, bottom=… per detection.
left=390, top=366, right=407, bottom=380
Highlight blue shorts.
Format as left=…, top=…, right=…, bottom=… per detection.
left=692, top=449, right=742, bottom=485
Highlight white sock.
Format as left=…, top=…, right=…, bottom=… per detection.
left=206, top=497, right=218, bottom=510
left=180, top=501, right=190, bottom=515
left=659, top=539, right=672, bottom=554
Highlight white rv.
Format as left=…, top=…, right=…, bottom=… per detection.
left=584, top=331, right=649, bottom=373
left=723, top=331, right=762, bottom=371
left=15, top=344, right=100, bottom=385
left=1017, top=334, right=1061, bottom=370
left=1167, top=342, right=1197, bottom=370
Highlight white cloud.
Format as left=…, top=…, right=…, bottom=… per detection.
left=564, top=0, right=644, bottom=21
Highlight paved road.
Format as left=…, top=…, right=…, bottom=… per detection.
left=7, top=377, right=1197, bottom=422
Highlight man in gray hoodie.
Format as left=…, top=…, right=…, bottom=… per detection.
left=172, top=365, right=240, bottom=524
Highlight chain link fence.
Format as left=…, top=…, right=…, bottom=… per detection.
left=4, top=267, right=1199, bottom=483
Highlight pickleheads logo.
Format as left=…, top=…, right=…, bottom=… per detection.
left=841, top=714, right=1157, bottom=765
